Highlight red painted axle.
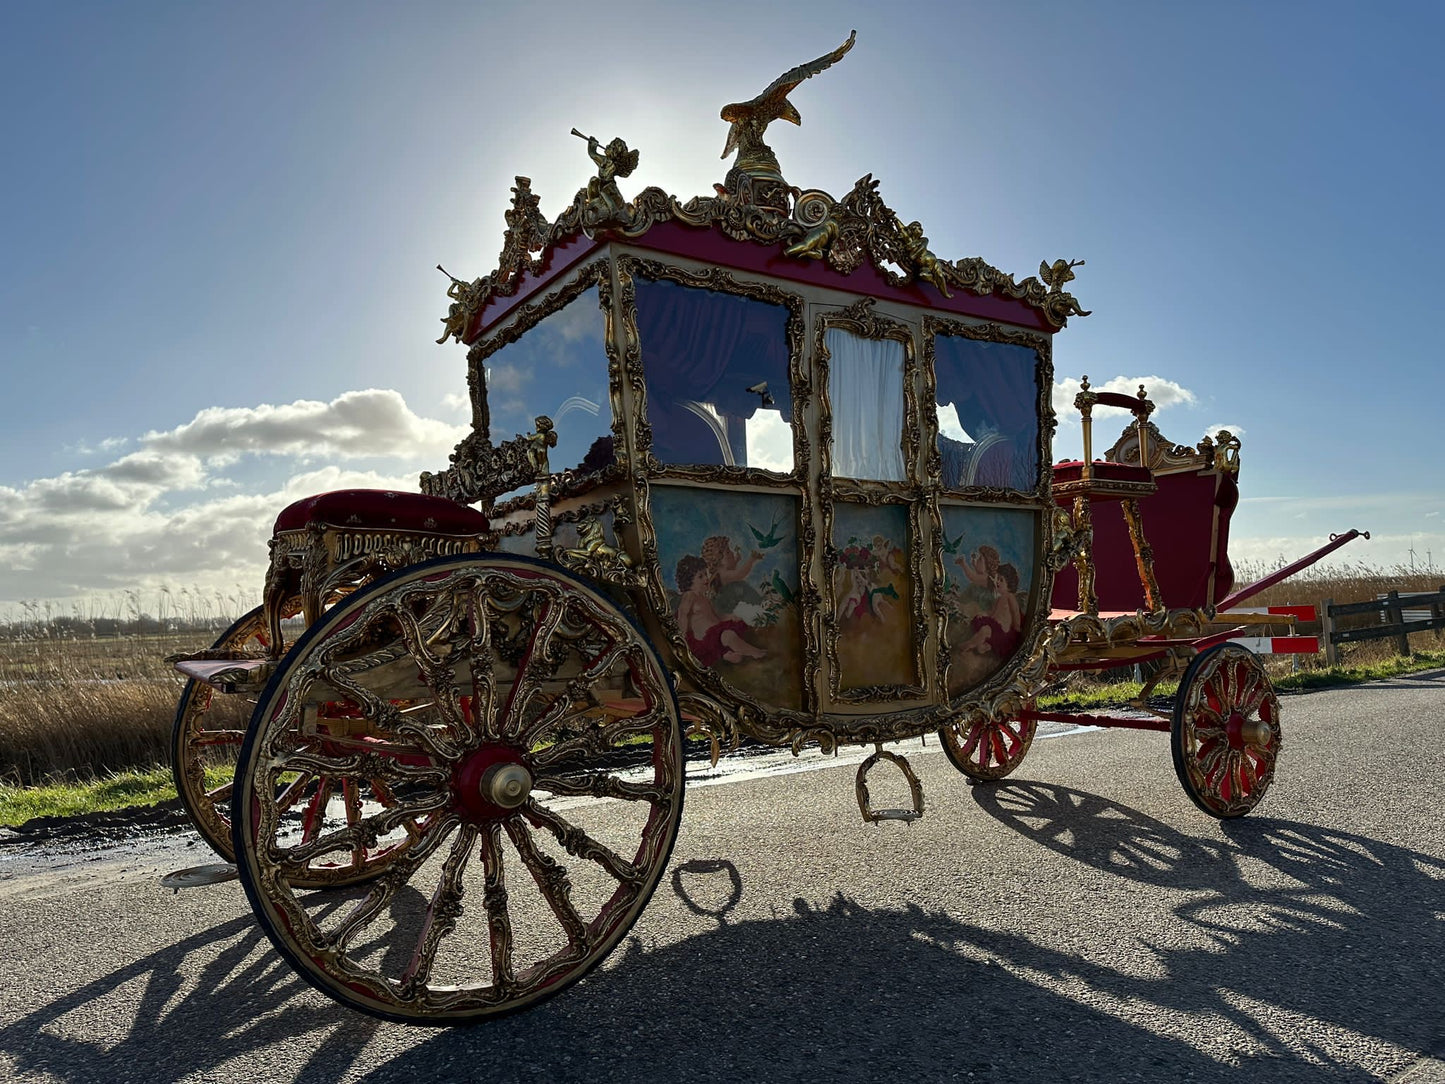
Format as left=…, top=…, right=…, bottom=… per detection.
left=1022, top=709, right=1172, bottom=733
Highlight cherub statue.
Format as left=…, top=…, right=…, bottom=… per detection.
left=1039, top=258, right=1085, bottom=294
left=719, top=30, right=856, bottom=183
left=571, top=129, right=639, bottom=231
left=897, top=218, right=953, bottom=298
left=436, top=267, right=486, bottom=344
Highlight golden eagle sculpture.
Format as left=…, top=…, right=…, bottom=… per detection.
left=720, top=30, right=856, bottom=184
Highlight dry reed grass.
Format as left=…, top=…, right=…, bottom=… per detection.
left=0, top=631, right=206, bottom=787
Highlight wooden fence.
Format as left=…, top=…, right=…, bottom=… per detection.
left=1319, top=587, right=1445, bottom=665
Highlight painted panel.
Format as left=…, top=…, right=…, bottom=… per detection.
left=939, top=506, right=1038, bottom=696
left=832, top=502, right=915, bottom=692
left=650, top=487, right=804, bottom=710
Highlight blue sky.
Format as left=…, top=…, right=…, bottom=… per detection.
left=2, top=1, right=1441, bottom=613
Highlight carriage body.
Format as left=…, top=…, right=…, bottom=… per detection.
left=426, top=212, right=1073, bottom=755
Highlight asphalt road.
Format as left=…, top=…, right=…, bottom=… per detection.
left=2, top=672, right=1443, bottom=1083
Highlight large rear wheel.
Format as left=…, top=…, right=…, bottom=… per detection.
left=232, top=554, right=685, bottom=1024
left=170, top=606, right=272, bottom=863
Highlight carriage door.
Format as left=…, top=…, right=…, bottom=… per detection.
left=814, top=305, right=928, bottom=707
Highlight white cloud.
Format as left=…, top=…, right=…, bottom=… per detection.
left=1, top=390, right=465, bottom=605
left=1052, top=375, right=1196, bottom=420
left=1201, top=422, right=1246, bottom=439
left=141, top=388, right=465, bottom=464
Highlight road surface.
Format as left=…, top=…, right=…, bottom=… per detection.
left=2, top=672, right=1443, bottom=1082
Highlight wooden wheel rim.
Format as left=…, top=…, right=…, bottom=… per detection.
left=1171, top=643, right=1280, bottom=818
left=232, top=554, right=685, bottom=1024
left=938, top=706, right=1036, bottom=781
left=171, top=606, right=270, bottom=864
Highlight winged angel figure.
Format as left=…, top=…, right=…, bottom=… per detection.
left=720, top=30, right=856, bottom=182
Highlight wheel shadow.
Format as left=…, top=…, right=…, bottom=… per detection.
left=967, top=779, right=1445, bottom=1071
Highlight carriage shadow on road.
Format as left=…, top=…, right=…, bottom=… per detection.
left=2, top=791, right=1441, bottom=1083
left=967, top=780, right=1445, bottom=1075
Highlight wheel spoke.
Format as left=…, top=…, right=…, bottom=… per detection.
left=506, top=819, right=591, bottom=954
left=401, top=823, right=479, bottom=994
left=281, top=789, right=451, bottom=870
left=328, top=816, right=462, bottom=952
left=191, top=729, right=247, bottom=747
left=499, top=597, right=563, bottom=740
left=480, top=823, right=516, bottom=994
left=524, top=800, right=638, bottom=884
left=301, top=778, right=336, bottom=845
left=518, top=639, right=631, bottom=747
left=537, top=771, right=668, bottom=804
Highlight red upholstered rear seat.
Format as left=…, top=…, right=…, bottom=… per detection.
left=273, top=489, right=489, bottom=535
left=1050, top=460, right=1154, bottom=490
left=1051, top=466, right=1238, bottom=612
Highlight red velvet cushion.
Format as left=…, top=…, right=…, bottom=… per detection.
left=273, top=490, right=489, bottom=535
left=1051, top=460, right=1155, bottom=488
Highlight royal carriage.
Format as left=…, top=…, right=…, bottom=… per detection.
left=170, top=34, right=1365, bottom=1023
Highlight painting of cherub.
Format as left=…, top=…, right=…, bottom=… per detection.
left=941, top=508, right=1037, bottom=696
left=651, top=488, right=803, bottom=709
left=675, top=552, right=767, bottom=665
left=831, top=504, right=916, bottom=691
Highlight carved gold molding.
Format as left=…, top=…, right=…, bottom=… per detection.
left=439, top=161, right=1090, bottom=349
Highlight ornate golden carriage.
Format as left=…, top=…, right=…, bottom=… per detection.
left=170, top=35, right=1364, bottom=1024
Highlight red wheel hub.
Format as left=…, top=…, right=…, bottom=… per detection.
left=1225, top=711, right=1271, bottom=751
left=453, top=745, right=533, bottom=821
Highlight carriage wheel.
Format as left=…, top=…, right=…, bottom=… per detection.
left=937, top=704, right=1036, bottom=781
left=232, top=554, right=685, bottom=1024
left=1171, top=643, right=1280, bottom=818
left=171, top=605, right=274, bottom=864
left=173, top=601, right=401, bottom=887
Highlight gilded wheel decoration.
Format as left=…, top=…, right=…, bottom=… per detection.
left=938, top=705, right=1036, bottom=781
left=1170, top=643, right=1280, bottom=818
left=232, top=554, right=684, bottom=1023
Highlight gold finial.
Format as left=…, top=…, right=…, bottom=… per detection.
left=719, top=30, right=856, bottom=189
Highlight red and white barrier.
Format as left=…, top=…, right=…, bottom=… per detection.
left=1218, top=606, right=1319, bottom=655
left=1230, top=635, right=1320, bottom=656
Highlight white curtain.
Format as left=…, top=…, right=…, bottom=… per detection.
left=826, top=328, right=906, bottom=481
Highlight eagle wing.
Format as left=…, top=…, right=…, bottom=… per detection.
left=720, top=30, right=856, bottom=123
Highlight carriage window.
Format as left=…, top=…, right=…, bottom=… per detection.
left=825, top=328, right=906, bottom=482
left=932, top=335, right=1038, bottom=492
left=484, top=285, right=612, bottom=478
left=635, top=279, right=793, bottom=473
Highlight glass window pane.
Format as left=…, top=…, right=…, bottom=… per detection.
left=826, top=328, right=906, bottom=482
left=635, top=278, right=794, bottom=473
left=933, top=336, right=1039, bottom=491
left=485, top=285, right=612, bottom=477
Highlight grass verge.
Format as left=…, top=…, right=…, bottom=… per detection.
left=0, top=765, right=229, bottom=829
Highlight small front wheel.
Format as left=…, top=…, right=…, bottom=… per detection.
left=938, top=705, right=1035, bottom=781
left=1171, top=643, right=1280, bottom=818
